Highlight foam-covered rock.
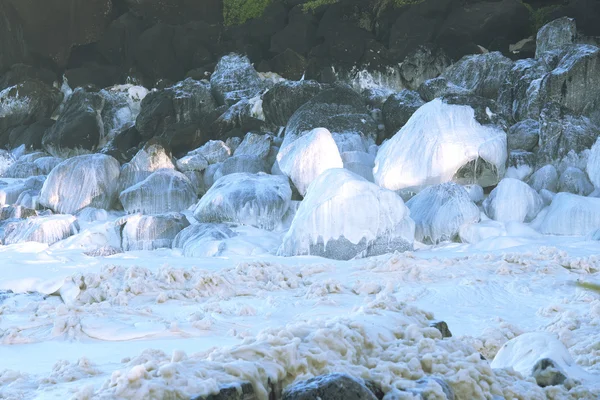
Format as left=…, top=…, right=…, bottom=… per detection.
left=1, top=214, right=78, bottom=245
left=283, top=85, right=378, bottom=153
left=175, top=153, right=208, bottom=173
left=119, top=169, right=197, bottom=214
left=464, top=184, right=484, bottom=204
left=122, top=213, right=190, bottom=251
left=220, top=155, right=267, bottom=177
left=33, top=156, right=62, bottom=175
left=172, top=223, right=236, bottom=257
left=528, top=164, right=559, bottom=192
left=374, top=99, right=507, bottom=193
left=193, top=173, right=291, bottom=230
left=505, top=151, right=535, bottom=181
left=586, top=137, right=600, bottom=189
left=276, top=128, right=343, bottom=196
left=406, top=182, right=480, bottom=244
left=234, top=132, right=272, bottom=160
left=118, top=141, right=175, bottom=191
left=535, top=17, right=577, bottom=59
left=483, top=178, right=543, bottom=223
left=189, top=140, right=231, bottom=165
left=497, top=58, right=548, bottom=122
left=341, top=151, right=375, bottom=182
left=1, top=161, right=42, bottom=178
left=536, top=193, right=600, bottom=235
left=558, top=166, right=594, bottom=196
left=280, top=169, right=414, bottom=260
left=210, top=54, right=264, bottom=106
left=39, top=154, right=120, bottom=214
left=491, top=332, right=575, bottom=385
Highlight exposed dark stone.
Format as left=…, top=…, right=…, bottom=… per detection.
left=9, top=118, right=54, bottom=150
left=436, top=0, right=530, bottom=61
left=284, top=84, right=378, bottom=152
left=64, top=64, right=122, bottom=89
left=42, top=89, right=104, bottom=157
left=270, top=5, right=318, bottom=56
left=135, top=89, right=175, bottom=140
left=441, top=93, right=507, bottom=129
left=211, top=98, right=272, bottom=140
left=269, top=49, right=308, bottom=81
left=282, top=374, right=377, bottom=400
left=100, top=125, right=142, bottom=163
left=0, top=64, right=57, bottom=91
left=537, top=102, right=600, bottom=166
left=382, top=89, right=425, bottom=138
left=497, top=58, right=548, bottom=122
left=535, top=17, right=576, bottom=59
left=0, top=2, right=29, bottom=73
left=532, top=358, right=567, bottom=388
left=134, top=23, right=183, bottom=84
left=507, top=119, right=540, bottom=152
left=400, top=45, right=450, bottom=91
left=123, top=0, right=222, bottom=25
left=417, top=76, right=469, bottom=102
left=429, top=320, right=452, bottom=338
left=97, top=12, right=149, bottom=69
left=262, top=80, right=322, bottom=127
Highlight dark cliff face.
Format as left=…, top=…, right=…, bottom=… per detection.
left=0, top=0, right=597, bottom=86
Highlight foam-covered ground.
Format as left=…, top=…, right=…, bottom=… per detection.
left=1, top=220, right=599, bottom=399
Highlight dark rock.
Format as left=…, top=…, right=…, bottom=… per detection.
left=436, top=0, right=530, bottom=61
left=262, top=80, right=321, bottom=127
left=97, top=12, right=148, bottom=68
left=191, top=382, right=256, bottom=400
left=0, top=80, right=63, bottom=146
left=284, top=84, right=378, bottom=152
left=282, top=374, right=377, bottom=400
left=441, top=93, right=507, bottom=129
left=269, top=49, right=307, bottom=81
left=134, top=23, right=183, bottom=84
left=407, top=376, right=455, bottom=400
left=64, top=64, right=122, bottom=89
left=0, top=2, right=29, bottom=73
left=535, top=17, right=577, bottom=59
left=538, top=44, right=600, bottom=118
left=8, top=118, right=54, bottom=150
left=42, top=89, right=104, bottom=157
left=497, top=58, right=548, bottom=122
left=429, top=320, right=452, bottom=338
left=382, top=89, right=425, bottom=138
left=442, top=52, right=514, bottom=100
left=135, top=89, right=175, bottom=140
left=270, top=5, right=318, bottom=56
left=211, top=98, right=271, bottom=140
left=1, top=0, right=113, bottom=69
left=537, top=103, right=600, bottom=166
left=100, top=125, right=143, bottom=163
left=508, top=119, right=539, bottom=152
left=0, top=64, right=57, bottom=91
left=558, top=167, right=594, bottom=196
left=400, top=45, right=450, bottom=91
left=532, top=358, right=567, bottom=388
left=417, top=77, right=469, bottom=102
left=210, top=54, right=265, bottom=106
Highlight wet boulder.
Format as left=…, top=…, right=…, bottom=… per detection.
left=381, top=89, right=424, bottom=138
left=119, top=169, right=197, bottom=215
left=2, top=214, right=79, bottom=245
left=122, top=213, right=190, bottom=251
left=282, top=374, right=376, bottom=400
left=210, top=54, right=265, bottom=106
left=118, top=141, right=175, bottom=192
left=39, top=154, right=120, bottom=214
left=262, top=80, right=321, bottom=126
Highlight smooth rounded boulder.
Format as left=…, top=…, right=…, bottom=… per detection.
left=280, top=169, right=415, bottom=260
left=39, top=154, right=121, bottom=214
left=193, top=173, right=291, bottom=231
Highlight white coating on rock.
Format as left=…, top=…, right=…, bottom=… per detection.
left=535, top=192, right=600, bottom=235
left=39, top=154, right=121, bottom=214
left=276, top=128, right=343, bottom=197
left=280, top=168, right=414, bottom=259
left=193, top=173, right=291, bottom=231
left=374, top=99, right=507, bottom=192
left=122, top=213, right=190, bottom=251
left=2, top=214, right=79, bottom=245
left=406, top=182, right=480, bottom=244
left=118, top=143, right=175, bottom=192
left=483, top=178, right=544, bottom=223
left=119, top=169, right=197, bottom=215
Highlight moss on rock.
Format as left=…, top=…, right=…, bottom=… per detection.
left=223, top=0, right=272, bottom=26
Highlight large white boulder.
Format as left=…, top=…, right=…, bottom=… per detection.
left=276, top=128, right=343, bottom=196
left=374, top=99, right=507, bottom=193
left=483, top=178, right=544, bottom=223
left=406, top=182, right=480, bottom=244
left=535, top=192, right=600, bottom=235
left=119, top=169, right=197, bottom=214
left=122, top=213, right=190, bottom=251
left=118, top=142, right=174, bottom=192
left=280, top=168, right=415, bottom=260
left=193, top=173, right=292, bottom=230
left=39, top=154, right=121, bottom=214
left=2, top=214, right=79, bottom=245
